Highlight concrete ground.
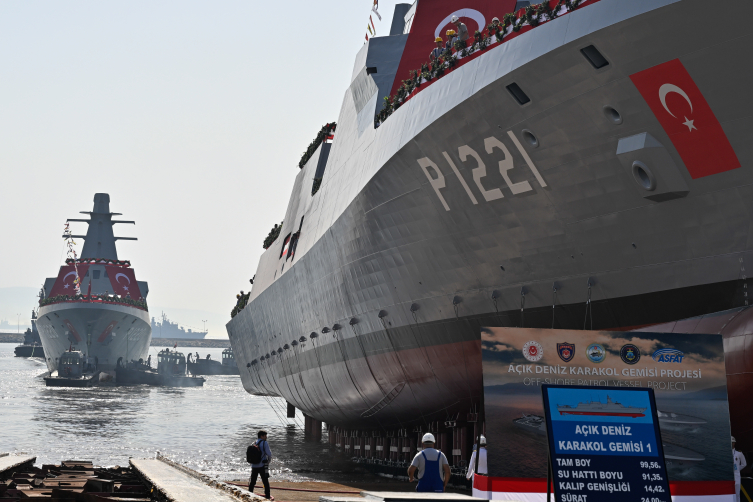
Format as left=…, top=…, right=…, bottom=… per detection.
left=231, top=479, right=471, bottom=502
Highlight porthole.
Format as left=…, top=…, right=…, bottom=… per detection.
left=521, top=129, right=539, bottom=148
left=603, top=106, right=622, bottom=125
left=632, top=161, right=656, bottom=191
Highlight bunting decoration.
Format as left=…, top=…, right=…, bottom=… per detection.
left=365, top=0, right=381, bottom=42
left=63, top=222, right=82, bottom=296
left=372, top=0, right=381, bottom=21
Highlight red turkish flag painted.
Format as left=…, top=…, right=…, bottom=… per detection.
left=49, top=265, right=90, bottom=297
left=630, top=59, right=740, bottom=179
left=97, top=320, right=118, bottom=343
left=64, top=319, right=82, bottom=342
left=106, top=266, right=142, bottom=299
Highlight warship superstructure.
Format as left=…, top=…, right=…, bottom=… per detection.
left=36, top=194, right=151, bottom=372
left=227, top=0, right=753, bottom=436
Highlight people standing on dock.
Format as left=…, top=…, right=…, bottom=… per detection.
left=408, top=433, right=450, bottom=493
left=248, top=430, right=273, bottom=500
left=466, top=435, right=488, bottom=481
left=733, top=436, right=747, bottom=502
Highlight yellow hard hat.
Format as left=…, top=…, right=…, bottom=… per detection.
left=446, top=29, right=456, bottom=36
left=435, top=37, right=443, bottom=42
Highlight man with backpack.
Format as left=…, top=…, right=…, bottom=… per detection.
left=247, top=430, right=273, bottom=500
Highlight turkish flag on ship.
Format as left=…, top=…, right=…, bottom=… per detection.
left=48, top=265, right=90, bottom=297
left=105, top=266, right=142, bottom=299
left=630, top=59, right=740, bottom=179
left=390, top=0, right=517, bottom=95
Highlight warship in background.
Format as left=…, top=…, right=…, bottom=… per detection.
left=36, top=194, right=151, bottom=373
left=14, top=309, right=45, bottom=358
left=151, top=312, right=207, bottom=339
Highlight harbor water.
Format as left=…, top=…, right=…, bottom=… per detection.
left=0, top=344, right=360, bottom=482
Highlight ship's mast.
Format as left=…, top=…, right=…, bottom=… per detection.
left=64, top=193, right=136, bottom=260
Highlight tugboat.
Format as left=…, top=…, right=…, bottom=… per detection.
left=14, top=309, right=46, bottom=358
left=44, top=349, right=100, bottom=387
left=157, top=349, right=205, bottom=387
left=186, top=348, right=240, bottom=376
left=115, top=356, right=160, bottom=386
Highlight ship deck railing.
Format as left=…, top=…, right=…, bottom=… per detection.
left=39, top=295, right=148, bottom=311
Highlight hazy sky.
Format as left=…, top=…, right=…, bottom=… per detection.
left=0, top=1, right=404, bottom=337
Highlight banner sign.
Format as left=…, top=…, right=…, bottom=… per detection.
left=542, top=385, right=671, bottom=502
left=481, top=327, right=733, bottom=489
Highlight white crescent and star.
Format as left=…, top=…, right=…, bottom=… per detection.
left=434, top=9, right=486, bottom=39
left=659, top=83, right=697, bottom=132
left=115, top=273, right=131, bottom=291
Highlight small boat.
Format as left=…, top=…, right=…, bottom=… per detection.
left=663, top=443, right=705, bottom=464
left=513, top=414, right=547, bottom=435
left=44, top=350, right=100, bottom=387
left=657, top=410, right=707, bottom=425
left=186, top=348, right=240, bottom=376
left=14, top=309, right=46, bottom=358
left=115, top=357, right=160, bottom=386
left=157, top=349, right=205, bottom=387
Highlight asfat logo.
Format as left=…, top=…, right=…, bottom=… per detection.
left=652, top=348, right=685, bottom=363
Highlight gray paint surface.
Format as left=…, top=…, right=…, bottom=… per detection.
left=227, top=0, right=751, bottom=428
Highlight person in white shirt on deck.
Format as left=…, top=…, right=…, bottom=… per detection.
left=466, top=435, right=488, bottom=481
left=733, top=436, right=747, bottom=502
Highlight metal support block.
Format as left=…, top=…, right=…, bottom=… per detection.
left=616, top=132, right=689, bottom=202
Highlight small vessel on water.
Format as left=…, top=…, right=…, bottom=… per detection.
left=663, top=443, right=705, bottom=465
left=557, top=396, right=646, bottom=418
left=14, top=309, right=45, bottom=358
left=156, top=349, right=205, bottom=387
left=115, top=357, right=160, bottom=386
left=44, top=349, right=100, bottom=387
left=513, top=414, right=546, bottom=435
left=657, top=410, right=707, bottom=426
left=186, top=348, right=239, bottom=376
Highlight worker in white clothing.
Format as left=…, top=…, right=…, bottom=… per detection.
left=733, top=436, right=747, bottom=502
left=466, top=435, right=488, bottom=481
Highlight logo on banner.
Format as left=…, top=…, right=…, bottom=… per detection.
left=620, top=344, right=641, bottom=365
left=586, top=343, right=606, bottom=363
left=652, top=348, right=685, bottom=363
left=630, top=59, right=740, bottom=179
left=522, top=341, right=544, bottom=362
left=557, top=343, right=575, bottom=362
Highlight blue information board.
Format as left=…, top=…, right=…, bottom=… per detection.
left=541, top=385, right=671, bottom=502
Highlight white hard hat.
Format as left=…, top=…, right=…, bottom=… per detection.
left=451, top=15, right=459, bottom=23
left=422, top=433, right=436, bottom=443
left=480, top=435, right=487, bottom=445
left=732, top=436, right=737, bottom=442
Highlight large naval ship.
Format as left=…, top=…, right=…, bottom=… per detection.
left=227, top=0, right=753, bottom=442
left=36, top=194, right=151, bottom=372
left=151, top=312, right=208, bottom=339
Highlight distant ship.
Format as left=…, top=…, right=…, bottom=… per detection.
left=151, top=313, right=207, bottom=340
left=557, top=396, right=646, bottom=418
left=36, top=194, right=151, bottom=372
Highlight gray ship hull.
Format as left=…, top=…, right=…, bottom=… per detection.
left=37, top=301, right=151, bottom=373
left=227, top=0, right=753, bottom=429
